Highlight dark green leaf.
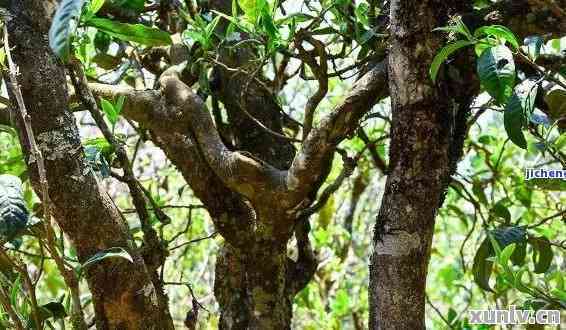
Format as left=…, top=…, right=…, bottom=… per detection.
left=472, top=180, right=488, bottom=205
left=430, top=40, right=475, bottom=82
left=49, top=0, right=86, bottom=62
left=490, top=201, right=511, bottom=222
left=510, top=241, right=527, bottom=266
left=504, top=79, right=538, bottom=149
left=86, top=18, right=172, bottom=46
left=477, top=45, right=516, bottom=104
left=529, top=237, right=553, bottom=274
left=0, top=175, right=29, bottom=243
left=473, top=238, right=494, bottom=292
left=34, top=301, right=68, bottom=327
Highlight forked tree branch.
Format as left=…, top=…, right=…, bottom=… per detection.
left=285, top=60, right=389, bottom=207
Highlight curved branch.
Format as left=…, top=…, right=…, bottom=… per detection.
left=88, top=66, right=283, bottom=201
left=285, top=60, right=389, bottom=206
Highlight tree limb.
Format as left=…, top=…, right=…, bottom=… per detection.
left=285, top=60, right=388, bottom=207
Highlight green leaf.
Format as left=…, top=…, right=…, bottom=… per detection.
left=514, top=184, right=532, bottom=208
left=86, top=18, right=172, bottom=46
left=490, top=200, right=511, bottom=222
left=0, top=175, right=29, bottom=243
left=498, top=243, right=516, bottom=266
left=504, top=79, right=538, bottom=149
left=474, top=41, right=494, bottom=57
left=261, top=6, right=279, bottom=51
left=84, top=0, right=106, bottom=20
left=474, top=25, right=520, bottom=50
left=477, top=45, right=516, bottom=104
left=544, top=87, right=566, bottom=122
left=510, top=242, right=527, bottom=266
left=100, top=97, right=118, bottom=126
left=529, top=237, right=553, bottom=274
left=114, top=95, right=126, bottom=115
left=238, top=0, right=268, bottom=23
left=430, top=40, right=475, bottom=82
left=523, top=35, right=543, bottom=61
left=49, top=0, right=86, bottom=62
left=80, top=247, right=133, bottom=273
left=472, top=180, right=488, bottom=205
left=32, top=301, right=68, bottom=328
left=473, top=238, right=494, bottom=292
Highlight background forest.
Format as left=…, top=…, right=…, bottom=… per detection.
left=0, top=0, right=564, bottom=329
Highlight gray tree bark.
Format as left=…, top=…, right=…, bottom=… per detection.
left=369, top=1, right=477, bottom=329
left=6, top=1, right=174, bottom=329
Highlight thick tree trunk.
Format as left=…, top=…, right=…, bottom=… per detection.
left=214, top=225, right=297, bottom=330
left=369, top=1, right=476, bottom=329
left=6, top=1, right=173, bottom=329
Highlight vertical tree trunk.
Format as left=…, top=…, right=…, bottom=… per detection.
left=6, top=1, right=173, bottom=329
left=369, top=1, right=476, bottom=329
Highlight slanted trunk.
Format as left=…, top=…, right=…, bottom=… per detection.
left=369, top=1, right=477, bottom=329
left=7, top=1, right=173, bottom=328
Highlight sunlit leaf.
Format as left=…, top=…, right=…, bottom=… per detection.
left=474, top=25, right=520, bottom=50
left=86, top=18, right=172, bottom=46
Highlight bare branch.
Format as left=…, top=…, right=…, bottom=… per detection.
left=285, top=60, right=388, bottom=206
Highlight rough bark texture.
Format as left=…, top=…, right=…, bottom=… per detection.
left=368, top=1, right=478, bottom=329
left=6, top=1, right=173, bottom=329
left=88, top=57, right=388, bottom=329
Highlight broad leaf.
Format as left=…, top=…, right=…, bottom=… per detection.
left=100, top=97, right=118, bottom=126
left=0, top=175, right=29, bottom=243
left=430, top=40, right=474, bottom=82
left=504, top=79, right=538, bottom=149
left=510, top=242, right=527, bottom=266
left=474, top=25, right=520, bottom=50
left=49, top=0, right=86, bottom=62
left=529, top=237, right=553, bottom=274
left=544, top=87, right=566, bottom=122
left=86, top=18, right=172, bottom=46
left=473, top=238, right=494, bottom=292
left=477, top=45, right=516, bottom=104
